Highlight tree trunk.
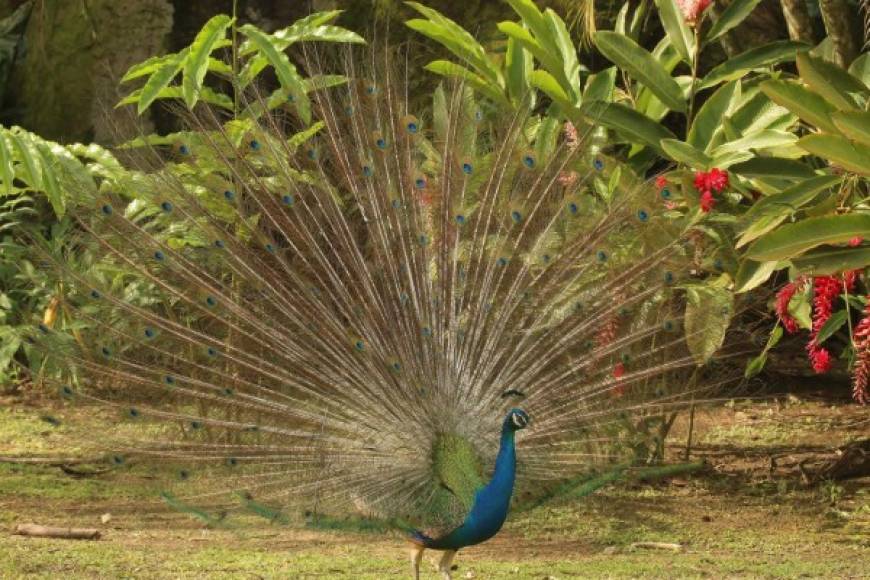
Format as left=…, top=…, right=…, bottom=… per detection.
left=780, top=0, right=817, bottom=44
left=7, top=0, right=173, bottom=143
left=819, top=0, right=862, bottom=67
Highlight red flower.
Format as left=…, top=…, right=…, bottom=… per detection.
left=707, top=168, right=729, bottom=192
left=849, top=236, right=864, bottom=247
left=699, top=190, right=715, bottom=212
left=775, top=278, right=805, bottom=334
left=693, top=171, right=708, bottom=194
left=809, top=347, right=832, bottom=373
left=655, top=175, right=668, bottom=190
left=851, top=299, right=870, bottom=405
left=694, top=168, right=729, bottom=195
left=677, top=0, right=711, bottom=24
left=806, top=276, right=841, bottom=374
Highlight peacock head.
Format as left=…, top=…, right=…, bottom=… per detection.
left=506, top=408, right=530, bottom=431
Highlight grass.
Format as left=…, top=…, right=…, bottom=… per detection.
left=0, top=395, right=867, bottom=578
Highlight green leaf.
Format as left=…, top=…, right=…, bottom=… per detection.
left=832, top=111, right=870, bottom=147
left=425, top=61, right=510, bottom=107
left=594, top=31, right=686, bottom=113
left=736, top=174, right=841, bottom=247
left=529, top=69, right=576, bottom=113
left=543, top=7, right=581, bottom=102
left=287, top=121, right=325, bottom=152
left=269, top=10, right=344, bottom=44
left=747, top=214, right=870, bottom=261
left=711, top=129, right=797, bottom=157
left=815, top=310, right=847, bottom=345
left=272, top=24, right=364, bottom=46
left=0, top=133, right=13, bottom=196
left=584, top=66, right=616, bottom=102
left=406, top=3, right=501, bottom=86
left=688, top=80, right=740, bottom=151
left=730, top=157, right=816, bottom=179
left=745, top=325, right=783, bottom=378
left=136, top=51, right=185, bottom=114
left=700, top=41, right=809, bottom=89
left=118, top=86, right=233, bottom=110
left=505, top=37, right=532, bottom=106
left=796, top=52, right=866, bottom=111
left=504, top=0, right=553, bottom=55
left=707, top=0, right=763, bottom=42
left=121, top=53, right=177, bottom=83
left=734, top=259, right=778, bottom=293
left=653, top=0, right=693, bottom=64
left=34, top=141, right=63, bottom=217
left=8, top=132, right=41, bottom=190
left=759, top=80, right=840, bottom=134
left=240, top=25, right=310, bottom=124
left=660, top=138, right=712, bottom=168
left=848, top=53, right=870, bottom=87
left=580, top=101, right=676, bottom=154
left=797, top=134, right=870, bottom=176
left=182, top=14, right=233, bottom=109
left=685, top=284, right=734, bottom=365
left=791, top=246, right=870, bottom=276
left=497, top=21, right=564, bottom=85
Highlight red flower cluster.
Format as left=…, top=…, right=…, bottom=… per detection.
left=775, top=277, right=805, bottom=334
left=693, top=168, right=729, bottom=213
left=851, top=300, right=870, bottom=405
left=807, top=276, right=843, bottom=373
left=776, top=272, right=868, bottom=402
left=677, top=0, right=711, bottom=24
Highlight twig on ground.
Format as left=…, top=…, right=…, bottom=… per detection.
left=13, top=523, right=101, bottom=540
left=629, top=541, right=684, bottom=552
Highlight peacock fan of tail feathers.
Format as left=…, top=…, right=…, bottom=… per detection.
left=26, top=48, right=748, bottom=575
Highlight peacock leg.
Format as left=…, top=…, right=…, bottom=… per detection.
left=408, top=543, right=424, bottom=580
left=437, top=549, right=457, bottom=580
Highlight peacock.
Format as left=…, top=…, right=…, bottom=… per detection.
left=24, top=45, right=743, bottom=580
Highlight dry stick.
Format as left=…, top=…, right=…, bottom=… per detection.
left=683, top=369, right=702, bottom=461
left=630, top=541, right=683, bottom=552
left=13, top=524, right=101, bottom=540
left=684, top=403, right=696, bottom=461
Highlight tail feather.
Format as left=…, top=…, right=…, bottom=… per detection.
left=25, top=50, right=747, bottom=533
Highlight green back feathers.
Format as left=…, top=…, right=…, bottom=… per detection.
left=432, top=433, right=485, bottom=510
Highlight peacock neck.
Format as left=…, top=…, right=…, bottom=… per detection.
left=488, top=420, right=517, bottom=495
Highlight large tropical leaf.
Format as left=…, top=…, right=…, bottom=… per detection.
left=581, top=101, right=676, bottom=153
left=688, top=80, right=740, bottom=151
left=700, top=41, right=809, bottom=89
left=653, top=0, right=693, bottom=64
left=660, top=139, right=712, bottom=168
left=685, top=284, right=734, bottom=365
left=240, top=25, right=310, bottom=124
left=736, top=174, right=841, bottom=248
left=748, top=214, right=870, bottom=261
left=182, top=14, right=233, bottom=109
left=798, top=134, right=870, bottom=175
left=594, top=31, right=686, bottom=113
left=759, top=80, right=840, bottom=134
left=706, top=0, right=763, bottom=42
left=796, top=52, right=867, bottom=111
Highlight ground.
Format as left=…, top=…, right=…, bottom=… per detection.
left=0, top=393, right=867, bottom=579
